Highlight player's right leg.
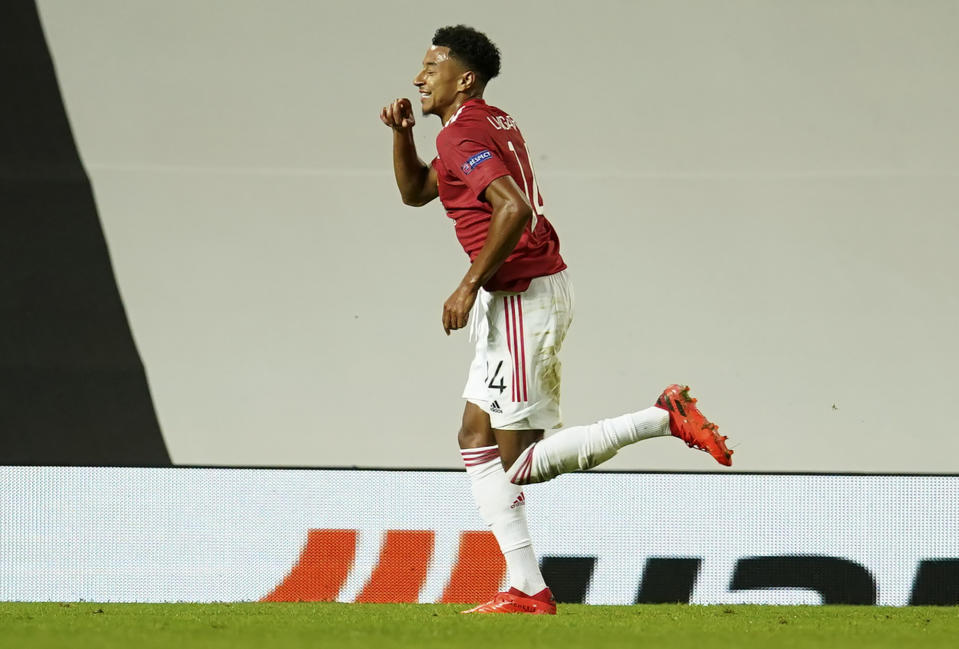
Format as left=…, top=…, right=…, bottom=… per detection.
left=656, top=384, right=732, bottom=466
left=503, top=406, right=674, bottom=484
left=481, top=271, right=731, bottom=486
left=504, top=388, right=732, bottom=485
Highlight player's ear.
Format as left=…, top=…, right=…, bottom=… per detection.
left=459, top=70, right=476, bottom=92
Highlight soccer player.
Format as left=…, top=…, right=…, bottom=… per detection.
left=380, top=25, right=732, bottom=615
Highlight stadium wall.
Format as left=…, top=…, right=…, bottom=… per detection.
left=5, top=2, right=958, bottom=472
left=2, top=467, right=957, bottom=606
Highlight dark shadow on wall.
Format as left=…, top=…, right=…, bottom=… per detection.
left=0, top=1, right=171, bottom=465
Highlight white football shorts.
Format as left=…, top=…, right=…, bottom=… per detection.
left=463, top=270, right=574, bottom=430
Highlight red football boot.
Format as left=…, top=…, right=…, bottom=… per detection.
left=460, top=587, right=557, bottom=615
left=657, top=384, right=733, bottom=466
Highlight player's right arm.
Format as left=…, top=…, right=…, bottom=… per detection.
left=379, top=98, right=438, bottom=207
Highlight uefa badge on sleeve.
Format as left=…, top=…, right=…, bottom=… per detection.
left=462, top=150, right=493, bottom=176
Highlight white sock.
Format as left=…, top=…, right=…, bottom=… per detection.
left=461, top=446, right=548, bottom=595
left=506, top=406, right=670, bottom=484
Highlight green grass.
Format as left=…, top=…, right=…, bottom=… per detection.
left=1, top=603, right=957, bottom=649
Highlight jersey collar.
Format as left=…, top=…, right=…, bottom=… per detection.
left=443, top=97, right=486, bottom=128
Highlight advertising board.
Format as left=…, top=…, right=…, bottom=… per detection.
left=2, top=468, right=956, bottom=605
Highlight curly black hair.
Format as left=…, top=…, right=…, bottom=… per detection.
left=432, top=25, right=501, bottom=85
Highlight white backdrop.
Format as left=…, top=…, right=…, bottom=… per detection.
left=34, top=1, right=959, bottom=471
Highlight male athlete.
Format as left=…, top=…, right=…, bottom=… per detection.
left=380, top=25, right=732, bottom=615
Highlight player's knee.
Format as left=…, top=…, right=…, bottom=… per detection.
left=458, top=417, right=495, bottom=450
left=458, top=402, right=496, bottom=449
left=458, top=422, right=490, bottom=449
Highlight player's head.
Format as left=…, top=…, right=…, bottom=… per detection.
left=414, top=25, right=501, bottom=121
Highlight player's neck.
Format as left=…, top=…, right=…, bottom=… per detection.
left=440, top=93, right=484, bottom=126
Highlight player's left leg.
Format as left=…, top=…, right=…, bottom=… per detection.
left=458, top=403, right=554, bottom=613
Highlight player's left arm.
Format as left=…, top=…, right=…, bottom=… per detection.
left=442, top=176, right=532, bottom=335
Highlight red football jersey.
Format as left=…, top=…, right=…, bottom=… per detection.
left=432, top=98, right=566, bottom=292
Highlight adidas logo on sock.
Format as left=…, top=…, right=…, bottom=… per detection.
left=510, top=492, right=525, bottom=509
left=490, top=400, right=502, bottom=413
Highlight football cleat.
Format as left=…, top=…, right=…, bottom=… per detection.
left=460, top=587, right=557, bottom=615
left=657, top=384, right=733, bottom=466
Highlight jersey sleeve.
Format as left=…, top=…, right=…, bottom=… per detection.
left=436, top=125, right=511, bottom=200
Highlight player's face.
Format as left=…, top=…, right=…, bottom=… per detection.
left=413, top=46, right=466, bottom=119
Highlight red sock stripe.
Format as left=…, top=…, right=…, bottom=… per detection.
left=461, top=447, right=500, bottom=466
left=516, top=444, right=536, bottom=483
left=461, top=446, right=498, bottom=457
left=516, top=295, right=528, bottom=402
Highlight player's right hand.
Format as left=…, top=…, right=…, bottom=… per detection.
left=380, top=98, right=416, bottom=131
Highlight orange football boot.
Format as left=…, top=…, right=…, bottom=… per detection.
left=657, top=384, right=733, bottom=466
left=461, top=587, right=557, bottom=615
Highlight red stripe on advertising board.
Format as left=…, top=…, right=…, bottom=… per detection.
left=440, top=531, right=506, bottom=603
left=261, top=528, right=357, bottom=602
left=355, top=530, right=435, bottom=602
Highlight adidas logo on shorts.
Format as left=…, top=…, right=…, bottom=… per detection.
left=490, top=400, right=502, bottom=413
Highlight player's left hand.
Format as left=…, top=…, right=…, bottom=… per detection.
left=443, top=285, right=478, bottom=335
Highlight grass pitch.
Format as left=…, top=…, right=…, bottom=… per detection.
left=1, top=602, right=957, bottom=649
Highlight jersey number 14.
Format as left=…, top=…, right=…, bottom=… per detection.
left=507, top=140, right=545, bottom=232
